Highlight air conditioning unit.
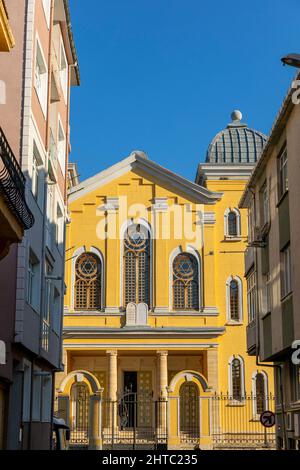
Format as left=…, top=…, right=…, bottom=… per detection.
left=254, top=227, right=262, bottom=242
left=249, top=227, right=267, bottom=248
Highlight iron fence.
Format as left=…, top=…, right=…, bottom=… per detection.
left=67, top=391, right=276, bottom=450
left=211, top=392, right=276, bottom=449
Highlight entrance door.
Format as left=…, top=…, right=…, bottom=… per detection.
left=121, top=372, right=137, bottom=428
left=180, top=382, right=200, bottom=442
left=124, top=371, right=137, bottom=394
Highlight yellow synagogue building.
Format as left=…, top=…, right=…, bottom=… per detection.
left=56, top=111, right=274, bottom=450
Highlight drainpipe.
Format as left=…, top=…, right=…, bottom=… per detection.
left=249, top=187, right=288, bottom=450
left=45, top=0, right=55, bottom=155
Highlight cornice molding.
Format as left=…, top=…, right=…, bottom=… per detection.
left=69, top=154, right=223, bottom=205
left=63, top=342, right=219, bottom=350
left=63, top=326, right=226, bottom=339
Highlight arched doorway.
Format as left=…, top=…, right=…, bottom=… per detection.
left=179, top=382, right=200, bottom=443
left=70, top=382, right=90, bottom=446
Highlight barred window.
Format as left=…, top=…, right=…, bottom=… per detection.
left=229, top=279, right=240, bottom=321
left=124, top=224, right=150, bottom=308
left=173, top=253, right=199, bottom=310
left=255, top=373, right=267, bottom=415
left=75, top=253, right=101, bottom=310
left=231, top=358, right=243, bottom=401
left=228, top=211, right=238, bottom=236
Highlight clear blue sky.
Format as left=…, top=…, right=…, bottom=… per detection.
left=69, top=0, right=298, bottom=183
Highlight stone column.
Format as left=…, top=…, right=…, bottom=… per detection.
left=107, top=350, right=118, bottom=435
left=206, top=347, right=220, bottom=436
left=89, top=391, right=103, bottom=450
left=156, top=351, right=168, bottom=440
left=206, top=348, right=218, bottom=392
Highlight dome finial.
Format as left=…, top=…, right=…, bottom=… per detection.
left=231, top=110, right=243, bottom=122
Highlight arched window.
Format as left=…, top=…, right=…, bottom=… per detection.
left=230, top=279, right=239, bottom=320
left=228, top=211, right=238, bottom=236
left=254, top=372, right=267, bottom=415
left=225, top=208, right=241, bottom=238
left=229, top=357, right=244, bottom=401
left=75, top=253, right=101, bottom=310
left=226, top=276, right=243, bottom=322
left=173, top=253, right=199, bottom=310
left=124, top=224, right=150, bottom=307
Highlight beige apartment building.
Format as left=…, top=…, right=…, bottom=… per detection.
left=240, top=74, right=300, bottom=450
left=0, top=0, right=79, bottom=449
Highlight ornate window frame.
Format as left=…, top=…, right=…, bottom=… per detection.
left=252, top=370, right=269, bottom=418
left=120, top=219, right=153, bottom=311
left=71, top=246, right=105, bottom=311
left=169, top=246, right=202, bottom=312
left=228, top=355, right=245, bottom=403
left=226, top=275, right=243, bottom=323
left=224, top=207, right=241, bottom=239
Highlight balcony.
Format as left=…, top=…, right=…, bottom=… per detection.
left=246, top=319, right=257, bottom=356
left=0, top=127, right=34, bottom=257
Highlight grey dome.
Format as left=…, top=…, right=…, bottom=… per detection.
left=206, top=111, right=267, bottom=164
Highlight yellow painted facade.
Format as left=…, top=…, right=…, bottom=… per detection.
left=58, top=144, right=274, bottom=449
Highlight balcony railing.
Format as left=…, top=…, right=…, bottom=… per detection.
left=0, top=127, right=34, bottom=230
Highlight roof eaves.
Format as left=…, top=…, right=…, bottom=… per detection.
left=239, top=71, right=300, bottom=208
left=63, top=0, right=80, bottom=86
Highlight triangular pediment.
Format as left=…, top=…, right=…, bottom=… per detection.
left=69, top=152, right=223, bottom=204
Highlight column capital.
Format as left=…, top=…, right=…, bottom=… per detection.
left=157, top=350, right=168, bottom=357
left=106, top=349, right=118, bottom=357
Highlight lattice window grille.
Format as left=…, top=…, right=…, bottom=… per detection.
left=230, top=279, right=239, bottom=321
left=75, top=253, right=101, bottom=310
left=124, top=224, right=150, bottom=307
left=232, top=358, right=242, bottom=400
left=228, top=211, right=238, bottom=236
left=173, top=254, right=199, bottom=310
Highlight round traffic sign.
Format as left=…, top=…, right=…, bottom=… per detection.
left=260, top=410, right=276, bottom=428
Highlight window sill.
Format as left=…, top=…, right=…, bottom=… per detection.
left=27, top=302, right=40, bottom=316
left=34, top=86, right=47, bottom=119
left=172, top=310, right=202, bottom=314
left=227, top=400, right=246, bottom=407
left=251, top=416, right=262, bottom=422
left=64, top=310, right=123, bottom=316
left=289, top=401, right=300, bottom=411
left=280, top=292, right=293, bottom=303
left=260, top=222, right=270, bottom=238
left=276, top=189, right=289, bottom=208
left=30, top=191, right=44, bottom=215
left=224, top=236, right=242, bottom=242
left=261, top=311, right=271, bottom=320
left=226, top=321, right=243, bottom=326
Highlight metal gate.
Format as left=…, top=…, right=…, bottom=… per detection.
left=179, top=382, right=200, bottom=444
left=102, top=392, right=168, bottom=450
left=70, top=383, right=89, bottom=447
